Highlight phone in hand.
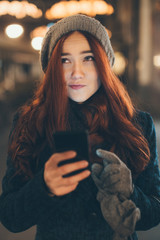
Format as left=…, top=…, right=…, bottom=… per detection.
left=53, top=131, right=90, bottom=177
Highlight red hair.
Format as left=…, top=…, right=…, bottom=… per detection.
left=9, top=31, right=150, bottom=179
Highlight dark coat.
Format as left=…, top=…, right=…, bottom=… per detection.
left=0, top=110, right=160, bottom=240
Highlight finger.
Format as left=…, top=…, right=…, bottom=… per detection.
left=123, top=207, right=141, bottom=230
left=58, top=160, right=89, bottom=176
left=91, top=163, right=104, bottom=189
left=96, top=149, right=121, bottom=166
left=117, top=200, right=137, bottom=218
left=91, top=163, right=103, bottom=177
left=62, top=169, right=91, bottom=186
left=91, top=173, right=102, bottom=189
left=49, top=151, right=77, bottom=166
left=121, top=200, right=136, bottom=213
left=53, top=183, right=79, bottom=196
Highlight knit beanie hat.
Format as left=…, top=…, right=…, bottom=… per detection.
left=40, top=14, right=115, bottom=72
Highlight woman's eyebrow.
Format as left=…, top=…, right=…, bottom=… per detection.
left=61, top=53, right=70, bottom=56
left=61, top=50, right=93, bottom=56
left=81, top=50, right=93, bottom=54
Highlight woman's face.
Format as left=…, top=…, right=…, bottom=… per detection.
left=61, top=31, right=101, bottom=103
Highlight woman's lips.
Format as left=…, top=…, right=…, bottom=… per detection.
left=69, top=85, right=85, bottom=90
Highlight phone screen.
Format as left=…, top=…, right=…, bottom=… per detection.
left=53, top=131, right=89, bottom=177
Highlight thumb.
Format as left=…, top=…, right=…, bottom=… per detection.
left=91, top=163, right=103, bottom=189
left=91, top=163, right=103, bottom=177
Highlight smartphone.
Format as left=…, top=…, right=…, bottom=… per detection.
left=53, top=131, right=90, bottom=177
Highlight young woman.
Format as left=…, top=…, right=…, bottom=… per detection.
left=0, top=14, right=160, bottom=240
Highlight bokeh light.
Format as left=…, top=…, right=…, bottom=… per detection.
left=153, top=55, right=160, bottom=68
left=31, top=37, right=43, bottom=51
left=5, top=24, right=24, bottom=38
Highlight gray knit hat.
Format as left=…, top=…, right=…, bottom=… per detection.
left=40, top=14, right=115, bottom=72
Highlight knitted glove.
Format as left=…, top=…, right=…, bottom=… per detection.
left=95, top=149, right=133, bottom=198
left=91, top=149, right=141, bottom=240
left=97, top=190, right=140, bottom=240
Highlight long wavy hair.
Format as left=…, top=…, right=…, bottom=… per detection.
left=9, top=31, right=150, bottom=180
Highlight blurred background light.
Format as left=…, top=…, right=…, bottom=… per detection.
left=30, top=26, right=48, bottom=39
left=106, top=28, right=112, bottom=39
left=30, top=26, right=49, bottom=51
left=45, top=0, right=114, bottom=19
left=153, top=55, right=160, bottom=68
left=5, top=24, right=24, bottom=39
left=0, top=1, right=42, bottom=19
left=112, top=51, right=127, bottom=76
left=31, top=37, right=43, bottom=51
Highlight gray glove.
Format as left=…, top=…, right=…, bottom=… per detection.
left=95, top=149, right=133, bottom=198
left=91, top=149, right=141, bottom=240
left=97, top=190, right=140, bottom=240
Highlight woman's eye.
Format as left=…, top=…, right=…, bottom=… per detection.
left=61, top=58, right=70, bottom=64
left=84, top=55, right=95, bottom=62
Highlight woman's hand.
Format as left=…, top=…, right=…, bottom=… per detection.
left=91, top=151, right=140, bottom=239
left=44, top=151, right=91, bottom=196
left=97, top=190, right=140, bottom=239
left=93, top=149, right=133, bottom=198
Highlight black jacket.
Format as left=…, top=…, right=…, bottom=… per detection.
left=0, top=110, right=160, bottom=240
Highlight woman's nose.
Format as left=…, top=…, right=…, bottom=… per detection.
left=71, top=61, right=84, bottom=80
